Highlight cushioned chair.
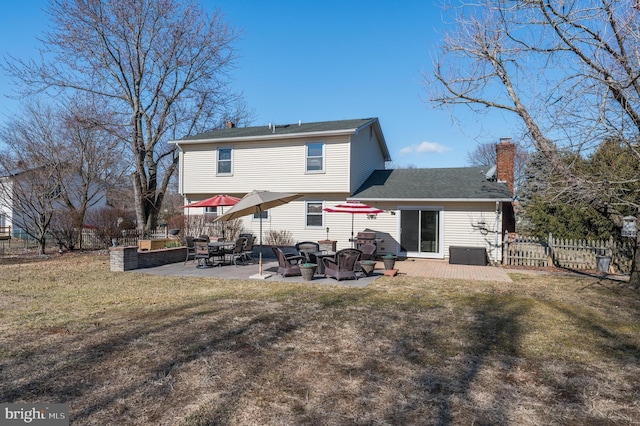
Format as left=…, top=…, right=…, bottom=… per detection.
left=295, top=241, right=320, bottom=262
left=272, top=247, right=304, bottom=277
left=184, top=236, right=196, bottom=264
left=323, top=248, right=362, bottom=281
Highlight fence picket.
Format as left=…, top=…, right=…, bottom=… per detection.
left=503, top=233, right=632, bottom=273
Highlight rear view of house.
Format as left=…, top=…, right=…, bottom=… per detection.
left=170, top=118, right=515, bottom=262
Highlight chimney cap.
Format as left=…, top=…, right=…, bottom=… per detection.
left=499, top=137, right=511, bottom=144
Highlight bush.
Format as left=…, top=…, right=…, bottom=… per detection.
left=264, top=229, right=294, bottom=246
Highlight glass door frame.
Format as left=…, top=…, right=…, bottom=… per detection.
left=398, top=206, right=444, bottom=259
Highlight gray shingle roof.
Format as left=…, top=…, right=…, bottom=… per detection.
left=178, top=118, right=380, bottom=141
left=352, top=167, right=513, bottom=201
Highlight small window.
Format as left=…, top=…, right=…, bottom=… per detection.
left=306, top=201, right=323, bottom=227
left=306, top=142, right=324, bottom=173
left=253, top=210, right=269, bottom=220
left=217, top=147, right=232, bottom=175
left=205, top=207, right=217, bottom=214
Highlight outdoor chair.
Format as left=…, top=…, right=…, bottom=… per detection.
left=242, top=235, right=256, bottom=263
left=225, top=237, right=247, bottom=267
left=194, top=239, right=212, bottom=268
left=295, top=241, right=320, bottom=263
left=184, top=236, right=196, bottom=264
left=323, top=248, right=362, bottom=281
left=272, top=247, right=304, bottom=277
left=198, top=234, right=210, bottom=242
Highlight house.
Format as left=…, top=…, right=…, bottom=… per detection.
left=0, top=166, right=108, bottom=239
left=170, top=118, right=515, bottom=262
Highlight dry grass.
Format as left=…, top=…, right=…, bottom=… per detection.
left=1, top=253, right=639, bottom=425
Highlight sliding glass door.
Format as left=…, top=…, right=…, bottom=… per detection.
left=400, top=208, right=442, bottom=257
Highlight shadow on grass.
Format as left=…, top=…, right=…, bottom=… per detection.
left=1, top=285, right=639, bottom=425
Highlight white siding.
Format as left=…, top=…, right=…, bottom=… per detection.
left=349, top=128, right=386, bottom=192
left=181, top=136, right=357, bottom=194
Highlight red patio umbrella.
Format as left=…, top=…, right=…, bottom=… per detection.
left=323, top=201, right=383, bottom=246
left=182, top=194, right=241, bottom=238
left=181, top=194, right=241, bottom=209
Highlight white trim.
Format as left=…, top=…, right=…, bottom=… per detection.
left=305, top=141, right=325, bottom=174
left=397, top=206, right=445, bottom=259
left=351, top=197, right=513, bottom=203
left=305, top=200, right=324, bottom=228
left=216, top=147, right=233, bottom=176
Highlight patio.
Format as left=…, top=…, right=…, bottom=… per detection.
left=133, top=257, right=513, bottom=285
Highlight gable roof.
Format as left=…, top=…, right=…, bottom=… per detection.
left=170, top=118, right=391, bottom=161
left=351, top=167, right=513, bottom=202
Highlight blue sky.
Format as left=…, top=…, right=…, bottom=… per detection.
left=0, top=0, right=516, bottom=168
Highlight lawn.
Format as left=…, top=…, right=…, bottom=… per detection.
left=1, top=253, right=639, bottom=425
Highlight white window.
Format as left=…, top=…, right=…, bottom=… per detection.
left=306, top=142, right=324, bottom=173
left=205, top=207, right=217, bottom=214
left=306, top=201, right=323, bottom=228
left=217, top=147, right=232, bottom=175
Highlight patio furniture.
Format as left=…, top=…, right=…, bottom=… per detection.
left=310, top=251, right=336, bottom=275
left=295, top=241, right=320, bottom=262
left=184, top=236, right=196, bottom=264
left=272, top=247, right=304, bottom=277
left=207, top=240, right=233, bottom=266
left=242, top=235, right=256, bottom=263
left=225, top=237, right=248, bottom=267
left=198, top=234, right=210, bottom=242
left=323, top=248, right=362, bottom=281
left=194, top=239, right=213, bottom=268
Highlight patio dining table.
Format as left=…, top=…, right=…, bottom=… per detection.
left=309, top=251, right=336, bottom=275
left=207, top=241, right=236, bottom=266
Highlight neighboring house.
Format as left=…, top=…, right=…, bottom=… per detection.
left=170, top=118, right=515, bottom=261
left=0, top=167, right=108, bottom=238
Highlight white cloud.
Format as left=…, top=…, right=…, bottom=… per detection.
left=399, top=141, right=451, bottom=155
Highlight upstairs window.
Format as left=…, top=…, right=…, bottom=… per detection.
left=217, top=147, right=232, bottom=175
left=306, top=142, right=324, bottom=173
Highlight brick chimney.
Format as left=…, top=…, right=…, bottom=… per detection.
left=496, top=137, right=515, bottom=195
left=225, top=121, right=235, bottom=129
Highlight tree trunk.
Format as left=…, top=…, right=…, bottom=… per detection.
left=629, top=232, right=640, bottom=288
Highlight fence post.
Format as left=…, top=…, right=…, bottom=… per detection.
left=502, top=231, right=509, bottom=265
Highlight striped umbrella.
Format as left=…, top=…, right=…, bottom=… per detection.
left=323, top=201, right=383, bottom=246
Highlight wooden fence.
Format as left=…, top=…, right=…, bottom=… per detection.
left=502, top=233, right=633, bottom=273
left=80, top=227, right=176, bottom=250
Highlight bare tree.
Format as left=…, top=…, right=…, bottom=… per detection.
left=0, top=100, right=123, bottom=252
left=4, top=0, right=247, bottom=235
left=50, top=97, right=126, bottom=249
left=0, top=106, right=62, bottom=254
left=429, top=0, right=640, bottom=285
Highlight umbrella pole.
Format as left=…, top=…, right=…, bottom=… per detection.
left=351, top=214, right=355, bottom=248
left=259, top=206, right=263, bottom=276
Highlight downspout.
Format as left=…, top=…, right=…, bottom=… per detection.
left=494, top=201, right=500, bottom=263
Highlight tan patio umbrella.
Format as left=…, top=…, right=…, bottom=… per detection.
left=215, top=190, right=302, bottom=278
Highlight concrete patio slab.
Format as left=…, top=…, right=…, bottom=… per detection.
left=133, top=257, right=513, bottom=285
